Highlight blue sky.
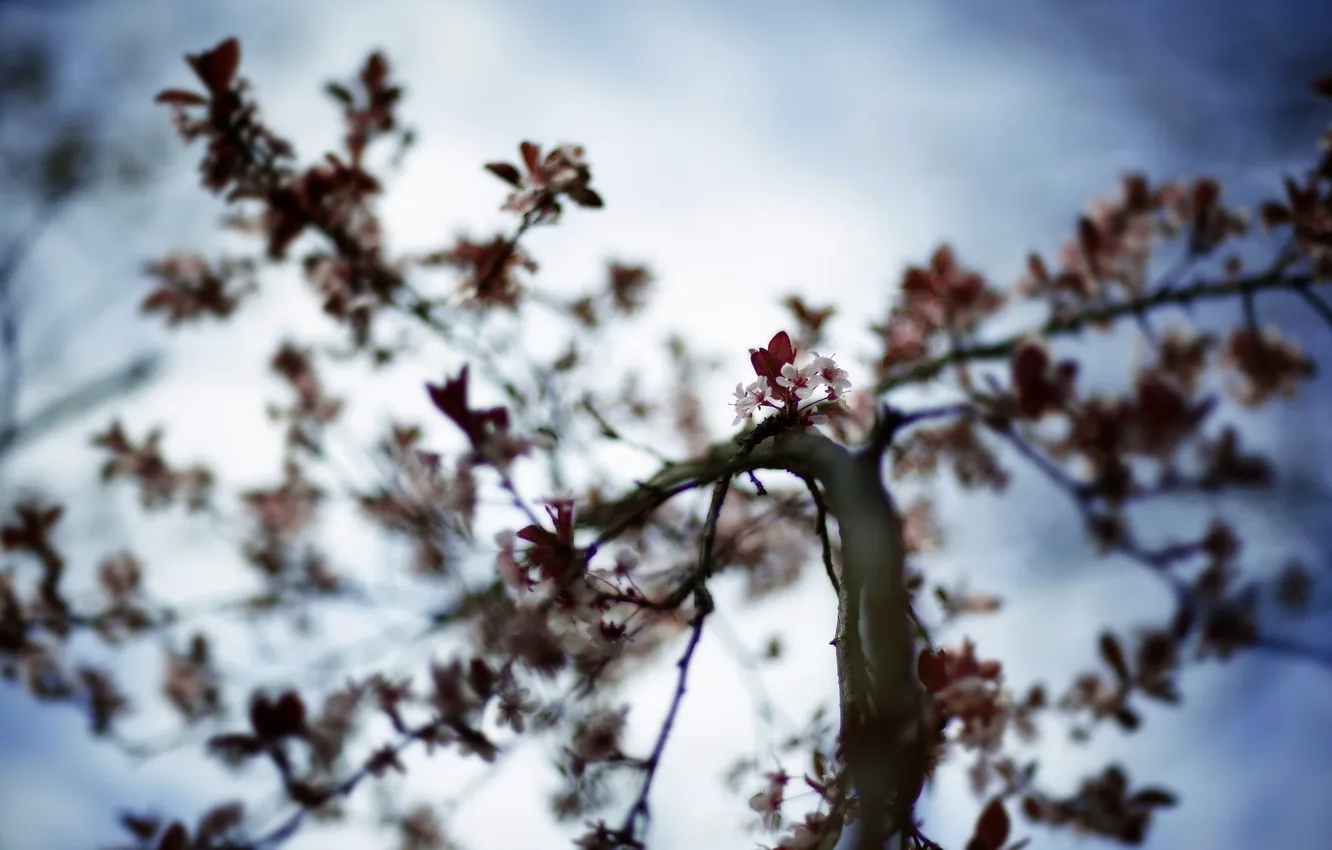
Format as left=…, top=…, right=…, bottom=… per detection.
left=2, top=1, right=1332, bottom=848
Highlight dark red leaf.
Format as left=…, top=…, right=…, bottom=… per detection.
left=1026, top=253, right=1049, bottom=284
left=485, top=162, right=523, bottom=187
left=767, top=331, right=796, bottom=365
left=288, top=779, right=332, bottom=807
left=974, top=798, right=1011, bottom=849
left=1078, top=216, right=1101, bottom=261
left=519, top=141, right=542, bottom=177
left=1312, top=75, right=1332, bottom=99
left=1122, top=173, right=1152, bottom=211
left=196, top=802, right=244, bottom=839
left=186, top=37, right=241, bottom=94
left=1285, top=176, right=1317, bottom=214
left=468, top=658, right=496, bottom=697
left=325, top=81, right=354, bottom=106
left=567, top=186, right=604, bottom=208
left=1021, top=796, right=1044, bottom=821
left=120, top=812, right=161, bottom=841
left=272, top=690, right=307, bottom=736
left=249, top=694, right=279, bottom=739
left=156, top=821, right=189, bottom=850
left=1010, top=342, right=1051, bottom=417
left=1099, top=632, right=1131, bottom=683
left=426, top=366, right=471, bottom=424
left=155, top=88, right=209, bottom=106
left=515, top=524, right=554, bottom=545
left=917, top=649, right=949, bottom=692
left=361, top=52, right=389, bottom=91
left=1193, top=177, right=1220, bottom=213
left=1113, top=705, right=1141, bottom=731
left=1129, top=787, right=1178, bottom=808
left=207, top=733, right=265, bottom=762
left=1259, top=201, right=1292, bottom=230
left=750, top=348, right=778, bottom=381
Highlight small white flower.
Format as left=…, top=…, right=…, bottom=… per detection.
left=809, top=352, right=851, bottom=401
left=776, top=361, right=823, bottom=400
left=732, top=377, right=770, bottom=425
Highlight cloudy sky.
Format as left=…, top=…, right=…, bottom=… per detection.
left=2, top=1, right=1332, bottom=849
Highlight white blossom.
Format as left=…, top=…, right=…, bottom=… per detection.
left=732, top=377, right=770, bottom=424
left=809, top=351, right=851, bottom=396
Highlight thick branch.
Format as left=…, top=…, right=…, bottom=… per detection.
left=615, top=424, right=917, bottom=848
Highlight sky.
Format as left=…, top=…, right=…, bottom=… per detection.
left=2, top=0, right=1332, bottom=849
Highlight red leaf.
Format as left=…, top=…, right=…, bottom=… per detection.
left=468, top=657, right=496, bottom=695
left=1285, top=176, right=1317, bottom=214
left=1122, top=173, right=1152, bottom=210
left=917, top=649, right=949, bottom=692
left=1011, top=342, right=1049, bottom=401
left=1022, top=796, right=1045, bottom=821
left=156, top=822, right=189, bottom=850
left=272, top=690, right=307, bottom=736
left=567, top=186, right=604, bottom=208
left=1113, top=705, right=1141, bottom=730
left=515, top=524, right=554, bottom=545
left=196, top=802, right=245, bottom=840
left=120, top=813, right=161, bottom=841
left=1312, top=75, right=1332, bottom=99
left=1099, top=632, right=1130, bottom=683
left=1026, top=253, right=1049, bottom=284
left=361, top=52, right=389, bottom=91
left=1193, top=177, right=1220, bottom=213
left=325, top=82, right=354, bottom=106
left=930, top=243, right=956, bottom=274
left=155, top=88, right=209, bottom=106
left=485, top=162, right=523, bottom=187
left=519, top=141, right=542, bottom=178
left=767, top=331, right=796, bottom=365
left=749, top=348, right=778, bottom=381
left=426, top=366, right=471, bottom=424
left=187, top=37, right=241, bottom=94
left=249, top=694, right=279, bottom=739
left=1129, top=787, right=1178, bottom=808
left=1259, top=201, right=1291, bottom=230
left=1078, top=216, right=1101, bottom=261
left=974, top=798, right=1011, bottom=849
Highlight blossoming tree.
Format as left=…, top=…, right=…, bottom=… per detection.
left=4, top=37, right=1332, bottom=850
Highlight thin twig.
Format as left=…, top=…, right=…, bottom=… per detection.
left=803, top=476, right=838, bottom=596
left=615, top=600, right=710, bottom=845
left=1294, top=284, right=1332, bottom=335
left=981, top=420, right=1189, bottom=598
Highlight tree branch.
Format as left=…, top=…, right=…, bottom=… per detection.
left=875, top=269, right=1320, bottom=395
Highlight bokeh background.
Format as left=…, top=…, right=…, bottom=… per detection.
left=2, top=1, right=1332, bottom=848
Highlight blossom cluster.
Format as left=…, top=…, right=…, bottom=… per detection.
left=732, top=331, right=851, bottom=427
